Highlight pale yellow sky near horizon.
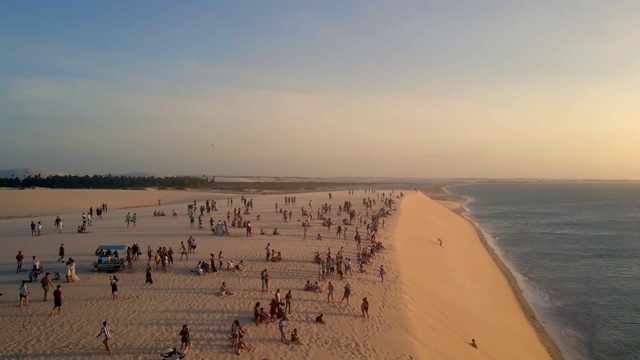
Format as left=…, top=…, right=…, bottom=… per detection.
left=1, top=2, right=640, bottom=179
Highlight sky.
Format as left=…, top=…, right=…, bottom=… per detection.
left=1, top=1, right=639, bottom=179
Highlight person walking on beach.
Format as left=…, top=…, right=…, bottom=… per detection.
left=41, top=272, right=53, bottom=301
left=379, top=265, right=386, bottom=282
left=49, top=285, right=63, bottom=316
left=125, top=213, right=132, bottom=227
left=179, top=241, right=188, bottom=260
left=132, top=213, right=137, bottom=228
left=58, top=243, right=65, bottom=262
left=97, top=320, right=115, bottom=355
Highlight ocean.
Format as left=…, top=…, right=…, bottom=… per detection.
left=447, top=183, right=640, bottom=360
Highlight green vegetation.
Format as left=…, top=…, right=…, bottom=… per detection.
left=0, top=174, right=215, bottom=189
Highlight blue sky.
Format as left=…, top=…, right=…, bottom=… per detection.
left=1, top=1, right=639, bottom=178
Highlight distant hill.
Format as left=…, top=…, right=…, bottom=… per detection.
left=0, top=168, right=67, bottom=179
left=120, top=172, right=158, bottom=177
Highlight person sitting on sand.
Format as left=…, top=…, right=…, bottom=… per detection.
left=160, top=348, right=186, bottom=359
left=260, top=228, right=266, bottom=235
left=311, top=282, right=323, bottom=293
left=233, top=336, right=251, bottom=355
left=201, top=261, right=212, bottom=273
left=315, top=314, right=325, bottom=324
left=227, top=260, right=234, bottom=271
left=220, top=282, right=233, bottom=296
left=304, top=280, right=312, bottom=291
left=317, top=233, right=322, bottom=240
left=291, top=328, right=303, bottom=345
left=470, top=339, right=478, bottom=348
left=259, top=307, right=270, bottom=324
left=231, top=319, right=245, bottom=340
left=192, top=262, right=204, bottom=276
left=273, top=228, right=280, bottom=235
left=234, top=261, right=246, bottom=272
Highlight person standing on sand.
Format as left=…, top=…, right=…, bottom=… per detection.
left=361, top=297, right=369, bottom=318
left=285, top=290, right=292, bottom=314
left=246, top=221, right=252, bottom=237
left=264, top=269, right=270, bottom=291
left=41, top=272, right=53, bottom=301
left=265, top=243, right=271, bottom=261
left=180, top=324, right=191, bottom=353
left=210, top=253, right=217, bottom=272
left=110, top=276, right=119, bottom=300
left=16, top=250, right=24, bottom=273
left=19, top=280, right=29, bottom=307
left=261, top=269, right=267, bottom=292
left=125, top=213, right=131, bottom=227
left=327, top=282, right=334, bottom=303
left=49, top=285, right=63, bottom=316
left=279, top=314, right=287, bottom=342
left=97, top=321, right=115, bottom=355
left=58, top=244, right=65, bottom=262
left=145, top=263, right=153, bottom=285
left=30, top=221, right=36, bottom=236
left=132, top=213, right=137, bottom=228
left=379, top=265, right=386, bottom=282
left=55, top=216, right=63, bottom=233
left=340, top=283, right=351, bottom=304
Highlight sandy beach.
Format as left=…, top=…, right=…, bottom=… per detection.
left=0, top=187, right=561, bottom=359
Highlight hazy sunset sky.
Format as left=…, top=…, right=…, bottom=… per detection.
left=1, top=2, right=639, bottom=179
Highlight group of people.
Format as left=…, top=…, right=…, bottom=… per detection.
left=11, top=190, right=396, bottom=357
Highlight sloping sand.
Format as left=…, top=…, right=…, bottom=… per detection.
left=0, top=188, right=559, bottom=359
left=395, top=192, right=559, bottom=359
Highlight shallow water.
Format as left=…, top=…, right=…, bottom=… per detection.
left=448, top=183, right=640, bottom=360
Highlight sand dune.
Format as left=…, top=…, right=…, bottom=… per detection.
left=0, top=188, right=559, bottom=359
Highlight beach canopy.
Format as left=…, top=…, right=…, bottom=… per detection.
left=97, top=245, right=126, bottom=251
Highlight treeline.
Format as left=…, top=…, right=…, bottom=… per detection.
left=0, top=174, right=215, bottom=189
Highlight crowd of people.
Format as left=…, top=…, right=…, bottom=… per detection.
left=11, top=190, right=398, bottom=356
